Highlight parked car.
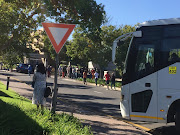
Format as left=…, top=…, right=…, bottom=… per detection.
left=16, top=64, right=31, bottom=73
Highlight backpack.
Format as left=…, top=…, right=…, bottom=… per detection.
left=44, top=87, right=51, bottom=98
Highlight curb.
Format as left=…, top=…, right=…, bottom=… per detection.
left=62, top=77, right=121, bottom=91
left=57, top=97, right=152, bottom=134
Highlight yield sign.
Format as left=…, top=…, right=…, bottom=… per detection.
left=42, top=23, right=76, bottom=53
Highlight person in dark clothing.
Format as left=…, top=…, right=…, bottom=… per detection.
left=70, top=66, right=72, bottom=78
left=111, top=73, right=116, bottom=90
left=80, top=68, right=84, bottom=78
left=83, top=70, right=87, bottom=85
left=47, top=65, right=51, bottom=78
left=62, top=66, right=66, bottom=78
left=28, top=65, right=32, bottom=76
left=94, top=71, right=99, bottom=86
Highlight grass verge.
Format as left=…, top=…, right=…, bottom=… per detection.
left=0, top=82, right=93, bottom=135
left=77, top=78, right=122, bottom=88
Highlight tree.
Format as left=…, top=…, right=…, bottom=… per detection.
left=66, top=25, right=136, bottom=76
left=0, top=0, right=106, bottom=66
left=0, top=49, right=23, bottom=70
left=43, top=0, right=106, bottom=67
left=115, top=25, right=136, bottom=75
left=92, top=25, right=123, bottom=69
left=44, top=0, right=106, bottom=31
left=66, top=27, right=91, bottom=66
left=0, top=0, right=45, bottom=52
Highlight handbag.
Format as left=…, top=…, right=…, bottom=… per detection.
left=44, top=87, right=51, bottom=98
left=32, top=81, right=35, bottom=88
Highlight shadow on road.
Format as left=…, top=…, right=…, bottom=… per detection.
left=58, top=93, right=121, bottom=118
left=81, top=119, right=149, bottom=135
left=149, top=125, right=179, bottom=135
left=0, top=72, right=28, bottom=77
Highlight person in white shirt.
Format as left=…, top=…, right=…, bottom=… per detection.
left=72, top=67, right=76, bottom=79
left=58, top=65, right=61, bottom=77
left=94, top=71, right=99, bottom=86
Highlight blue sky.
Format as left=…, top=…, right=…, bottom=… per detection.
left=45, top=0, right=180, bottom=41
left=96, top=0, right=180, bottom=26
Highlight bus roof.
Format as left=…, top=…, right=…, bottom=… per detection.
left=138, top=18, right=180, bottom=27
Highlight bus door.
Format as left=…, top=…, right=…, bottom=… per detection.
left=129, top=43, right=158, bottom=122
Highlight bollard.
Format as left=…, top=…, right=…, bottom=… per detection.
left=6, top=76, right=10, bottom=90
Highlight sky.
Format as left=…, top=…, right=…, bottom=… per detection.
left=96, top=0, right=180, bottom=26
left=44, top=0, right=180, bottom=41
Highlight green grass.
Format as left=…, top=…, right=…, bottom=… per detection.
left=77, top=78, right=122, bottom=88
left=0, top=82, right=93, bottom=135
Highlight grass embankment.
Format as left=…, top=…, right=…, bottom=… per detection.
left=0, top=82, right=93, bottom=135
left=77, top=78, right=122, bottom=88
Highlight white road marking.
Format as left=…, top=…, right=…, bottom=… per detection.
left=94, top=91, right=102, bottom=94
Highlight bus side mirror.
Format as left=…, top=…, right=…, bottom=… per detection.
left=133, top=31, right=142, bottom=37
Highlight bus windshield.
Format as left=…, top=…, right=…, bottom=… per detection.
left=122, top=24, right=180, bottom=85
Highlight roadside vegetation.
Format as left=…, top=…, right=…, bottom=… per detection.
left=77, top=78, right=122, bottom=88
left=0, top=82, right=93, bottom=135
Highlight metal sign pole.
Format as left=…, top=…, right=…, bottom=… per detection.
left=51, top=53, right=59, bottom=114
left=42, top=22, right=75, bottom=114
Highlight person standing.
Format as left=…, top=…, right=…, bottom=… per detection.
left=34, top=64, right=38, bottom=73
left=28, top=65, right=32, bottom=76
left=91, top=69, right=95, bottom=79
left=32, top=63, right=46, bottom=110
left=47, top=65, right=51, bottom=78
left=104, top=71, right=111, bottom=90
left=94, top=71, right=99, bottom=86
left=62, top=66, right=66, bottom=78
left=58, top=65, right=61, bottom=77
left=111, top=73, right=116, bottom=90
left=67, top=66, right=70, bottom=78
left=70, top=66, right=72, bottom=78
left=80, top=68, right=84, bottom=78
left=83, top=70, right=87, bottom=85
left=72, top=67, right=76, bottom=79
left=75, top=66, right=78, bottom=78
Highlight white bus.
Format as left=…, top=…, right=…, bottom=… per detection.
left=112, top=18, right=180, bottom=131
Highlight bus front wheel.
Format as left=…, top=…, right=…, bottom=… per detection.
left=175, top=109, right=180, bottom=132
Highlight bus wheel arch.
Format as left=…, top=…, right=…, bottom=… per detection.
left=167, top=99, right=180, bottom=123
left=175, top=108, right=180, bottom=132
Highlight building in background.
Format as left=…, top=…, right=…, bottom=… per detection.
left=24, top=28, right=47, bottom=68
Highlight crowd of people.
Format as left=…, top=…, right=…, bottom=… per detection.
left=57, top=65, right=116, bottom=90
left=33, top=64, right=116, bottom=89
left=57, top=65, right=93, bottom=79
left=31, top=63, right=117, bottom=110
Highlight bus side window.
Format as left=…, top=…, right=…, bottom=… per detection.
left=169, top=52, right=179, bottom=62
left=162, top=39, right=180, bottom=66
left=134, top=44, right=155, bottom=79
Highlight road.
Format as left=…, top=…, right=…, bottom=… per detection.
left=1, top=70, right=179, bottom=135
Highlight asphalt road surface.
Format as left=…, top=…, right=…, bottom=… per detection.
left=1, top=70, right=179, bottom=135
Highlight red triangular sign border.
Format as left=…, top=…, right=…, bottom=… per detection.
left=42, top=23, right=76, bottom=54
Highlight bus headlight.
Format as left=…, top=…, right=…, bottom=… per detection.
left=120, top=94, right=124, bottom=102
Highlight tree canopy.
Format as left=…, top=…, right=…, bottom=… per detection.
left=0, top=0, right=106, bottom=67
left=66, top=25, right=136, bottom=75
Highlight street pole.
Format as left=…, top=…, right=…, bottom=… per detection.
left=51, top=53, right=59, bottom=114
left=42, top=22, right=75, bottom=114
left=6, top=76, right=10, bottom=90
